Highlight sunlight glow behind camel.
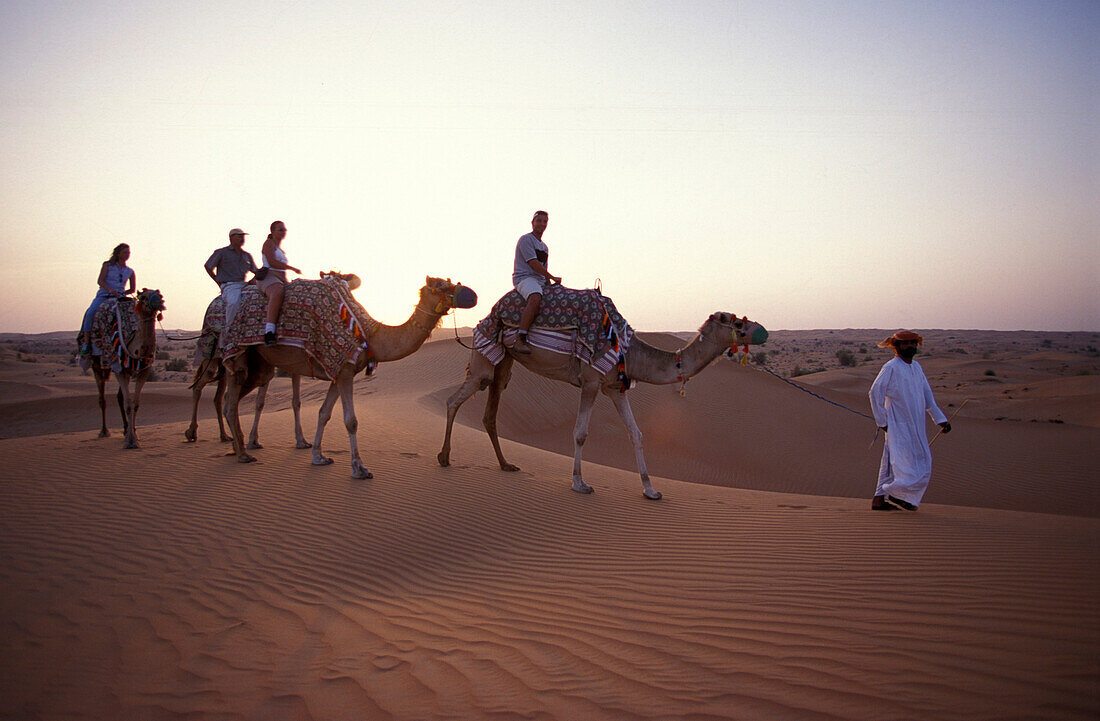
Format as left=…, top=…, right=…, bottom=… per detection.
left=1, top=1, right=1096, bottom=333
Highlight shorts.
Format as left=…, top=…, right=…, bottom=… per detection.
left=256, top=272, right=286, bottom=294
left=515, top=276, right=546, bottom=300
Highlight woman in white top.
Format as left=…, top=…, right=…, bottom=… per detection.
left=258, top=220, right=301, bottom=345
left=80, top=243, right=137, bottom=353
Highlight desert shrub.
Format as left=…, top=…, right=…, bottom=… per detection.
left=156, top=350, right=170, bottom=360
left=836, top=349, right=857, bottom=367
left=948, top=347, right=968, bottom=354
left=165, top=357, right=188, bottom=372
left=791, top=365, right=825, bottom=378
left=984, top=369, right=996, bottom=377
left=859, top=346, right=868, bottom=354
left=752, top=351, right=769, bottom=365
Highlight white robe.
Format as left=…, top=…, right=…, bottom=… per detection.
left=868, top=357, right=948, bottom=506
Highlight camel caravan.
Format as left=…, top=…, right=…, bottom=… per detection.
left=80, top=219, right=769, bottom=500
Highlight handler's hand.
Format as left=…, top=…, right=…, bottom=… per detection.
left=879, top=426, right=888, bottom=433
left=939, top=422, right=951, bottom=433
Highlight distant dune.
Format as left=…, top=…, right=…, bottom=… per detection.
left=1, top=329, right=1097, bottom=719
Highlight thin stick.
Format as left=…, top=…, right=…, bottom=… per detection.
left=930, top=398, right=969, bottom=445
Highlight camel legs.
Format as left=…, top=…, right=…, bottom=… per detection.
left=93, top=365, right=110, bottom=438
left=604, top=388, right=661, bottom=500
left=246, top=385, right=268, bottom=450
left=437, top=352, right=495, bottom=468
left=570, top=382, right=601, bottom=494
left=246, top=375, right=307, bottom=450
left=290, top=375, right=311, bottom=448
left=311, top=370, right=370, bottom=479
left=185, top=376, right=205, bottom=442
left=212, top=375, right=229, bottom=441
left=482, top=356, right=519, bottom=471
left=311, top=383, right=340, bottom=467
left=117, top=370, right=143, bottom=449
left=224, top=361, right=267, bottom=463
left=185, top=369, right=230, bottom=443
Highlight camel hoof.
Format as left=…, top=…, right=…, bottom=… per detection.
left=501, top=463, right=521, bottom=472
left=99, top=430, right=110, bottom=438
left=437, top=452, right=450, bottom=467
left=572, top=482, right=594, bottom=495
left=220, top=434, right=231, bottom=442
left=184, top=430, right=196, bottom=442
left=246, top=441, right=263, bottom=450
left=239, top=454, right=257, bottom=464
left=124, top=442, right=139, bottom=450
left=296, top=440, right=313, bottom=449
left=312, top=456, right=334, bottom=466
left=351, top=469, right=373, bottom=480
left=644, top=490, right=663, bottom=500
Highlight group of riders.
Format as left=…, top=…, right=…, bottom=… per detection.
left=79, top=212, right=554, bottom=358
left=76, top=210, right=951, bottom=511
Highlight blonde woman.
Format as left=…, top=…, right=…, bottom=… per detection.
left=256, top=220, right=301, bottom=345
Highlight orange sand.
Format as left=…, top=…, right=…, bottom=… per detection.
left=0, top=332, right=1097, bottom=720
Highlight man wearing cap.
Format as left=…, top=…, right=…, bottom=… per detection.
left=205, top=228, right=258, bottom=341
left=868, top=330, right=951, bottom=511
left=511, top=210, right=561, bottom=354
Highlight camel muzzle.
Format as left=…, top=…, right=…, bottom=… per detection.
left=733, top=322, right=768, bottom=347
left=453, top=286, right=478, bottom=309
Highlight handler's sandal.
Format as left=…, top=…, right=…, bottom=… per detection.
left=264, top=331, right=278, bottom=347
left=887, top=495, right=918, bottom=511
left=512, top=335, right=533, bottom=355
left=871, top=496, right=898, bottom=511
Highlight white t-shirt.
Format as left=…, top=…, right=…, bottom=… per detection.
left=512, top=233, right=548, bottom=285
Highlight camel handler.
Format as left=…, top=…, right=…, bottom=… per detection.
left=204, top=228, right=258, bottom=347
left=868, top=330, right=951, bottom=511
left=511, top=210, right=561, bottom=354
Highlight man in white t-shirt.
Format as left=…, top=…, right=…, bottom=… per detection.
left=510, top=210, right=561, bottom=354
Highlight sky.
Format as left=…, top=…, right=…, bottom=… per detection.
left=1, top=0, right=1097, bottom=334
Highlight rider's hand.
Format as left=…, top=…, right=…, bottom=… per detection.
left=550, top=274, right=562, bottom=285
left=939, top=422, right=951, bottom=433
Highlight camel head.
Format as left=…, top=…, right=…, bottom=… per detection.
left=321, top=270, right=361, bottom=290
left=422, top=276, right=478, bottom=314
left=134, top=288, right=166, bottom=322
left=703, top=312, right=768, bottom=350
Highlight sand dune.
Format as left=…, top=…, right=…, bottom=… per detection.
left=1, top=332, right=1097, bottom=720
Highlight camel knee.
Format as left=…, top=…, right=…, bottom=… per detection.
left=345, top=417, right=358, bottom=434
left=575, top=433, right=587, bottom=447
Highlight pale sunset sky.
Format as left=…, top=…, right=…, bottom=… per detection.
left=1, top=1, right=1096, bottom=333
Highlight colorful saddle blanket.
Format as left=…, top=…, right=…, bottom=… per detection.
left=89, top=298, right=152, bottom=373
left=194, top=295, right=225, bottom=361
left=473, top=286, right=633, bottom=370
left=222, top=276, right=379, bottom=380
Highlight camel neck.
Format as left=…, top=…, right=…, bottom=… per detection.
left=368, top=301, right=442, bottom=362
left=624, top=333, right=725, bottom=386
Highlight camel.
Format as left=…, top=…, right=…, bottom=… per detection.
left=223, top=276, right=477, bottom=478
left=86, top=288, right=167, bottom=449
left=185, top=295, right=310, bottom=450
left=438, top=307, right=768, bottom=499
